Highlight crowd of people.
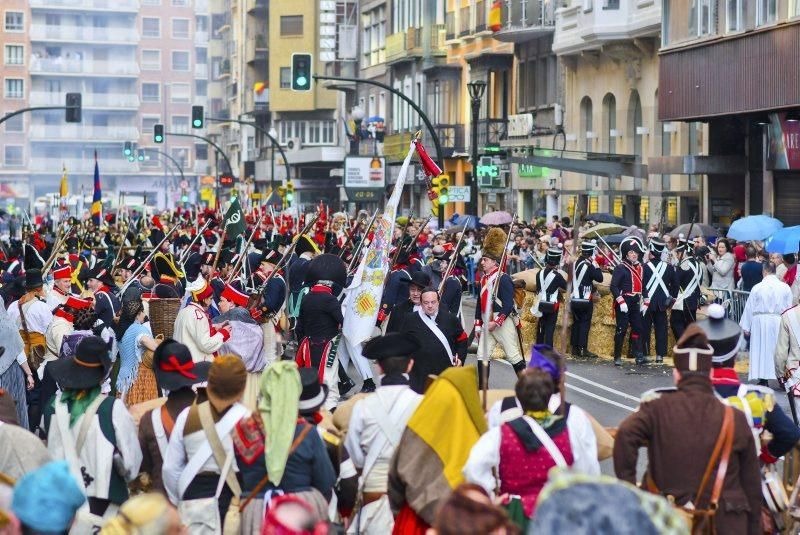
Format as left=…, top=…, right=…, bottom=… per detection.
left=0, top=205, right=799, bottom=534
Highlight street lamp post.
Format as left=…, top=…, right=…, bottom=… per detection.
left=269, top=126, right=278, bottom=199
left=350, top=106, right=365, bottom=155
left=467, top=80, right=486, bottom=217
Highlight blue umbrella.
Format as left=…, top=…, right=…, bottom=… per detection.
left=727, top=214, right=783, bottom=241
left=765, top=225, right=800, bottom=254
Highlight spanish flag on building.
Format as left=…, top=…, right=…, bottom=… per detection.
left=91, top=150, right=102, bottom=225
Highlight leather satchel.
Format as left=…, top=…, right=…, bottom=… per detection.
left=647, top=405, right=735, bottom=535
left=19, top=299, right=46, bottom=371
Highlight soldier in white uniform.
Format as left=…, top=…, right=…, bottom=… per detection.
left=344, top=333, right=423, bottom=534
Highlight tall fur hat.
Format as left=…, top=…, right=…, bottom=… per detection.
left=482, top=228, right=507, bottom=262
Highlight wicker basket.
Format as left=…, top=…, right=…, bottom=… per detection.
left=149, top=298, right=181, bottom=339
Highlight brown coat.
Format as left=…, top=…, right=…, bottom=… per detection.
left=614, top=375, right=762, bottom=535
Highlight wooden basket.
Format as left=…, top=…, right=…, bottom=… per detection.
left=149, top=298, right=181, bottom=340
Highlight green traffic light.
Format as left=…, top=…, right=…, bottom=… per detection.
left=181, top=195, right=189, bottom=202
left=128, top=155, right=135, bottom=162
left=296, top=76, right=307, bottom=87
left=155, top=135, right=163, bottom=142
left=193, top=119, right=202, bottom=127
left=439, top=194, right=449, bottom=204
left=123, top=149, right=131, bottom=156
left=286, top=192, right=294, bottom=202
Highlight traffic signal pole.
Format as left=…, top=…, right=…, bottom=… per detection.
left=163, top=131, right=233, bottom=180
left=0, top=106, right=70, bottom=127
left=312, top=74, right=448, bottom=227
left=139, top=148, right=185, bottom=182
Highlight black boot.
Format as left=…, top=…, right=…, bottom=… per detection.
left=583, top=348, right=599, bottom=359
left=338, top=367, right=356, bottom=395
left=360, top=378, right=376, bottom=393
left=512, top=360, right=527, bottom=376
left=636, top=353, right=651, bottom=365
left=614, top=332, right=624, bottom=367
left=572, top=347, right=583, bottom=359
left=656, top=355, right=664, bottom=364
left=476, top=361, right=490, bottom=390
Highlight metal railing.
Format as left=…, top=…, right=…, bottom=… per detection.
left=29, top=91, right=139, bottom=108
left=30, top=25, right=139, bottom=42
left=29, top=125, right=139, bottom=141
left=30, top=0, right=139, bottom=9
left=30, top=58, right=139, bottom=76
left=706, top=287, right=750, bottom=323
left=477, top=118, right=508, bottom=146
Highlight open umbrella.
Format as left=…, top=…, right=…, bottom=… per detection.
left=764, top=225, right=800, bottom=254
left=580, top=223, right=625, bottom=238
left=727, top=214, right=783, bottom=241
left=479, top=210, right=513, bottom=226
left=601, top=233, right=627, bottom=245
left=586, top=213, right=627, bottom=225
left=668, top=223, right=718, bottom=239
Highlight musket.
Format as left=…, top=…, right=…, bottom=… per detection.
left=177, top=219, right=213, bottom=265
left=404, top=215, right=432, bottom=257
left=41, top=224, right=72, bottom=276
left=438, top=217, right=470, bottom=294
left=560, top=203, right=583, bottom=356
left=225, top=213, right=269, bottom=284
left=253, top=212, right=321, bottom=293
left=390, top=215, right=413, bottom=266
left=347, top=209, right=380, bottom=273
left=337, top=214, right=365, bottom=259
left=116, top=221, right=181, bottom=297
left=587, top=231, right=621, bottom=266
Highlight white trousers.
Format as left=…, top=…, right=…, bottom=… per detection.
left=476, top=319, right=523, bottom=365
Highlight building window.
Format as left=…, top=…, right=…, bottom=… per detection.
left=142, top=0, right=160, bottom=4
left=603, top=0, right=620, bottom=8
left=4, top=79, right=23, bottom=99
left=757, top=0, right=777, bottom=24
left=142, top=82, right=160, bottom=102
left=171, top=51, right=190, bottom=71
left=689, top=0, right=716, bottom=36
left=172, top=0, right=189, bottom=5
left=580, top=97, right=593, bottom=151
left=171, top=116, right=189, bottom=134
left=172, top=18, right=190, bottom=39
left=171, top=147, right=189, bottom=166
left=280, top=15, right=303, bottom=36
left=726, top=0, right=744, bottom=31
left=279, top=67, right=291, bottom=89
left=170, top=82, right=191, bottom=103
left=195, top=79, right=207, bottom=97
left=4, top=146, right=23, bottom=166
left=277, top=120, right=336, bottom=145
left=628, top=91, right=643, bottom=157
left=361, top=6, right=386, bottom=68
left=4, top=45, right=23, bottom=65
left=141, top=49, right=161, bottom=70
left=142, top=17, right=160, bottom=38
left=141, top=116, right=159, bottom=134
left=195, top=143, right=208, bottom=161
left=4, top=12, right=23, bottom=32
left=4, top=113, right=23, bottom=133
left=602, top=93, right=616, bottom=154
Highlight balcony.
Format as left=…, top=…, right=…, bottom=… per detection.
left=553, top=0, right=660, bottom=56
left=477, top=118, right=508, bottom=147
left=195, top=63, right=208, bottom=79
left=385, top=28, right=423, bottom=64
left=195, top=0, right=209, bottom=14
left=29, top=125, right=139, bottom=141
left=30, top=25, right=139, bottom=43
left=29, top=91, right=139, bottom=109
left=195, top=30, right=209, bottom=46
left=30, top=58, right=139, bottom=76
left=253, top=88, right=269, bottom=112
left=29, top=158, right=136, bottom=174
left=493, top=0, right=556, bottom=43
left=247, top=34, right=268, bottom=64
left=30, top=0, right=139, bottom=12
left=435, top=124, right=465, bottom=157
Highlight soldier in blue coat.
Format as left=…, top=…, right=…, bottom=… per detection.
left=534, top=246, right=567, bottom=347
left=642, top=238, right=675, bottom=363
left=287, top=235, right=320, bottom=328
left=610, top=237, right=649, bottom=366
left=376, top=248, right=412, bottom=327
left=670, top=235, right=703, bottom=340
left=569, top=240, right=604, bottom=358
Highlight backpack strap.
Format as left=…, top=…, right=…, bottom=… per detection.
left=198, top=402, right=242, bottom=499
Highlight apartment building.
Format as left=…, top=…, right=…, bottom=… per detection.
left=658, top=0, right=800, bottom=226
left=0, top=0, right=210, bottom=210
left=1, top=1, right=30, bottom=204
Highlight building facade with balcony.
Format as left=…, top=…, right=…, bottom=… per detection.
left=543, top=0, right=701, bottom=226
left=444, top=0, right=515, bottom=216
left=658, top=0, right=800, bottom=226
left=0, top=0, right=212, bottom=210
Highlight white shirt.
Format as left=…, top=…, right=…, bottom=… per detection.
left=8, top=296, right=53, bottom=365
left=344, top=385, right=422, bottom=493
left=467, top=395, right=600, bottom=497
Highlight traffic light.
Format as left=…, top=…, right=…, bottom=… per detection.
left=277, top=186, right=287, bottom=198
left=65, top=93, right=82, bottom=123
left=191, top=105, right=204, bottom=128
left=286, top=181, right=295, bottom=202
left=431, top=174, right=450, bottom=204
left=154, top=124, right=164, bottom=143
left=123, top=142, right=132, bottom=157
left=291, top=53, right=312, bottom=91
left=137, top=149, right=146, bottom=162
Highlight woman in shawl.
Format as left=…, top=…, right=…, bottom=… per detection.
left=234, top=362, right=336, bottom=533
left=116, top=299, right=160, bottom=405
left=0, top=300, right=32, bottom=429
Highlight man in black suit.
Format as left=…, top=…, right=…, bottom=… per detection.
left=385, top=271, right=430, bottom=333
left=401, top=287, right=468, bottom=393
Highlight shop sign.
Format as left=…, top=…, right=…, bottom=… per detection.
left=344, top=189, right=382, bottom=201
left=448, top=186, right=471, bottom=203
left=345, top=156, right=386, bottom=188
left=767, top=112, right=800, bottom=170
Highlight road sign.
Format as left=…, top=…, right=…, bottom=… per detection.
left=448, top=186, right=471, bottom=203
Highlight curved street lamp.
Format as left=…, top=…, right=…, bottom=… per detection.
left=467, top=80, right=487, bottom=216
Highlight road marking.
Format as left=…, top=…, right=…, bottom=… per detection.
left=566, top=383, right=636, bottom=412
left=565, top=371, right=640, bottom=402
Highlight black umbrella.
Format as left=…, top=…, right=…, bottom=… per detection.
left=586, top=213, right=627, bottom=226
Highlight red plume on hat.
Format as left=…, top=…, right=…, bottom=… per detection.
left=152, top=215, right=164, bottom=230
left=415, top=139, right=443, bottom=177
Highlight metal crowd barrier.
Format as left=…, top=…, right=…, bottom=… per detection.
left=706, top=287, right=750, bottom=323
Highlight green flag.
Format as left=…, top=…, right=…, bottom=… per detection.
left=223, top=197, right=247, bottom=237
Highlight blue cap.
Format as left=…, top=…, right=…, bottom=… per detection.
left=12, top=461, right=86, bottom=533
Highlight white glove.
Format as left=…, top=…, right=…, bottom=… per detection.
left=619, top=302, right=629, bottom=314
left=641, top=300, right=650, bottom=316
